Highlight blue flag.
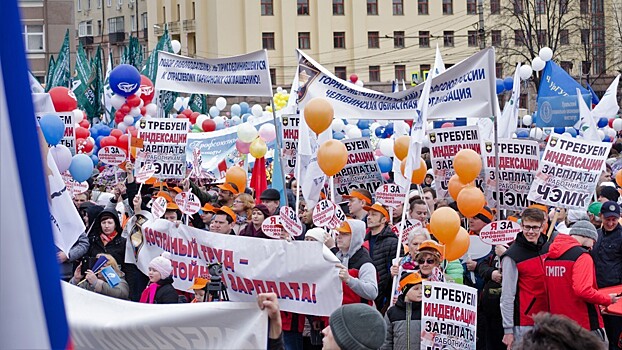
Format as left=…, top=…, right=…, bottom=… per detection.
left=536, top=61, right=591, bottom=127
left=586, top=83, right=600, bottom=105
left=271, top=145, right=287, bottom=208
left=101, top=266, right=121, bottom=287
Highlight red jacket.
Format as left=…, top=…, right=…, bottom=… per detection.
left=545, top=234, right=611, bottom=331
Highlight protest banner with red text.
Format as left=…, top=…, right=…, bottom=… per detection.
left=137, top=118, right=189, bottom=178
left=333, top=137, right=383, bottom=203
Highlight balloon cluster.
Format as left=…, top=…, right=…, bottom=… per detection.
left=449, top=149, right=486, bottom=219
left=429, top=207, right=470, bottom=261
left=236, top=122, right=276, bottom=158
left=108, top=64, right=155, bottom=133
left=266, top=87, right=289, bottom=113
left=185, top=98, right=266, bottom=133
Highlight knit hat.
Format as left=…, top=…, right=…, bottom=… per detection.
left=569, top=220, right=598, bottom=242
left=149, top=252, right=173, bottom=279
left=252, top=203, right=271, bottom=218
left=567, top=209, right=590, bottom=224
left=599, top=185, right=620, bottom=202
left=329, top=304, right=387, bottom=350
left=305, top=228, right=327, bottom=243
left=399, top=271, right=423, bottom=295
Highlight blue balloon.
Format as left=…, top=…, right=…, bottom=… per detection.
left=374, top=127, right=385, bottom=137
left=357, top=120, right=370, bottom=130
left=231, top=104, right=241, bottom=116
left=361, top=129, right=371, bottom=137
left=565, top=127, right=578, bottom=137
left=99, top=125, right=111, bottom=136
left=39, top=114, right=65, bottom=146
left=604, top=135, right=611, bottom=142
left=377, top=156, right=392, bottom=173
left=90, top=154, right=99, bottom=166
left=109, top=64, right=141, bottom=97
left=516, top=130, right=529, bottom=138
left=598, top=117, right=609, bottom=128
left=89, top=127, right=100, bottom=139
left=95, top=135, right=105, bottom=147
left=239, top=102, right=250, bottom=114
left=333, top=131, right=345, bottom=140
left=69, top=154, right=94, bottom=182
left=383, top=123, right=394, bottom=138
left=554, top=127, right=565, bottom=134
left=496, top=79, right=505, bottom=94
left=503, top=77, right=514, bottom=91
left=214, top=116, right=225, bottom=130
left=231, top=115, right=241, bottom=125
left=209, top=106, right=220, bottom=117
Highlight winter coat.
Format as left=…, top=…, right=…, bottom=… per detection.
left=151, top=276, right=179, bottom=304
left=365, top=224, right=400, bottom=303
left=545, top=234, right=611, bottom=331
left=239, top=223, right=273, bottom=240
left=72, top=271, right=130, bottom=300
left=86, top=209, right=126, bottom=271
left=381, top=295, right=422, bottom=350
left=58, top=232, right=89, bottom=280
left=592, top=223, right=622, bottom=288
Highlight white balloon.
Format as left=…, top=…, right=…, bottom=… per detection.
left=598, top=130, right=606, bottom=141
left=123, top=115, right=134, bottom=125
left=355, top=80, right=364, bottom=87
left=605, top=127, right=617, bottom=138
left=529, top=127, right=544, bottom=139
left=130, top=107, right=142, bottom=116
left=50, top=145, right=73, bottom=173
left=522, top=115, right=533, bottom=126
left=347, top=119, right=359, bottom=126
left=378, top=139, right=395, bottom=157
left=378, top=120, right=388, bottom=126
left=196, top=114, right=209, bottom=127
left=346, top=128, right=362, bottom=138
left=171, top=40, right=182, bottom=54
left=110, top=94, right=126, bottom=109
left=370, top=122, right=380, bottom=133
left=532, top=57, right=545, bottom=71
left=72, top=109, right=84, bottom=123
left=511, top=133, right=518, bottom=139
left=344, top=124, right=356, bottom=132
left=247, top=115, right=256, bottom=123
left=519, top=65, right=533, bottom=80
left=562, top=132, right=572, bottom=138
left=238, top=122, right=258, bottom=142
left=138, top=99, right=144, bottom=108
left=215, top=97, right=227, bottom=110
left=117, top=122, right=128, bottom=133
left=331, top=119, right=345, bottom=132
left=276, top=87, right=283, bottom=93
left=539, top=47, right=553, bottom=62
left=612, top=119, right=622, bottom=132
left=282, top=90, right=288, bottom=95
left=251, top=104, right=263, bottom=117
left=422, top=135, right=430, bottom=148
left=145, top=103, right=158, bottom=117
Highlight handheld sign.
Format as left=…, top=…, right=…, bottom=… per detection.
left=190, top=148, right=202, bottom=178
left=462, top=235, right=492, bottom=260
left=327, top=204, right=346, bottom=230
left=280, top=206, right=303, bottom=237
left=98, top=146, right=127, bottom=166
left=479, top=220, right=521, bottom=245
left=70, top=181, right=89, bottom=196
left=313, top=200, right=336, bottom=227
left=392, top=219, right=423, bottom=245
left=262, top=215, right=283, bottom=239
left=135, top=163, right=156, bottom=184
left=151, top=196, right=168, bottom=218
left=375, top=184, right=406, bottom=208
left=174, top=191, right=201, bottom=215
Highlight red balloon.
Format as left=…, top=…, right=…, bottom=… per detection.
left=140, top=107, right=146, bottom=116
left=405, top=119, right=413, bottom=128
left=110, top=129, right=123, bottom=139
left=82, top=139, right=94, bottom=153
left=75, top=127, right=90, bottom=139
left=119, top=104, right=131, bottom=114
left=202, top=119, right=216, bottom=132
left=128, top=127, right=138, bottom=138
left=182, top=109, right=193, bottom=117
left=609, top=118, right=615, bottom=128
left=100, top=136, right=117, bottom=148
left=117, top=134, right=129, bottom=150
left=189, top=114, right=198, bottom=125
left=115, top=110, right=125, bottom=121
left=139, top=75, right=155, bottom=104
left=349, top=74, right=358, bottom=83
left=126, top=94, right=141, bottom=108
left=48, top=87, right=77, bottom=112
left=79, top=119, right=90, bottom=129
left=76, top=138, right=87, bottom=154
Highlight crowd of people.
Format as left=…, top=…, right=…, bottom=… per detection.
left=57, top=152, right=622, bottom=350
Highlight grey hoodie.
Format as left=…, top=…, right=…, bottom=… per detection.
left=336, top=219, right=378, bottom=301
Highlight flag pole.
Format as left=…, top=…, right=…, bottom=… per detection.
left=270, top=95, right=289, bottom=208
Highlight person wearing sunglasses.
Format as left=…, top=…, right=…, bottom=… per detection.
left=501, top=208, right=549, bottom=350
left=413, top=240, right=445, bottom=281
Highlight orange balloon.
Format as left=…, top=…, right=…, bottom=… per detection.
left=225, top=166, right=247, bottom=193
left=317, top=140, right=348, bottom=176
left=456, top=186, right=486, bottom=218
left=444, top=227, right=470, bottom=261
left=400, top=158, right=428, bottom=184
left=448, top=174, right=472, bottom=201
left=616, top=171, right=622, bottom=187
left=304, top=98, right=334, bottom=134
left=429, top=207, right=461, bottom=244
left=393, top=136, right=410, bottom=161
left=453, top=149, right=482, bottom=183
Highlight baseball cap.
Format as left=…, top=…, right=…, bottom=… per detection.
left=154, top=191, right=174, bottom=203
left=588, top=202, right=603, bottom=216
left=399, top=272, right=423, bottom=292
left=201, top=202, right=216, bottom=213
left=217, top=182, right=240, bottom=195
left=166, top=202, right=179, bottom=211
left=336, top=221, right=352, bottom=234
left=188, top=277, right=209, bottom=290
left=363, top=203, right=389, bottom=221
left=416, top=240, right=444, bottom=260
left=215, top=205, right=237, bottom=222
left=600, top=201, right=620, bottom=218
left=342, top=190, right=372, bottom=205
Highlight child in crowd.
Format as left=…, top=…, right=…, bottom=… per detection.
left=381, top=272, right=424, bottom=350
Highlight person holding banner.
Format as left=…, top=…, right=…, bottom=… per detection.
left=501, top=208, right=549, bottom=349
left=381, top=272, right=424, bottom=350
left=343, top=189, right=373, bottom=221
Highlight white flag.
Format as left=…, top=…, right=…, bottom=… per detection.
left=592, top=74, right=620, bottom=119
left=406, top=64, right=434, bottom=177
left=577, top=87, right=600, bottom=142
left=431, top=43, right=446, bottom=78
left=498, top=64, right=521, bottom=138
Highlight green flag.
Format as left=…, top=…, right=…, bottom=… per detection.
left=142, top=26, right=176, bottom=115
left=102, top=50, right=115, bottom=123
left=45, top=55, right=55, bottom=89
left=189, top=94, right=207, bottom=114
left=46, top=29, right=71, bottom=91
left=72, top=42, right=99, bottom=118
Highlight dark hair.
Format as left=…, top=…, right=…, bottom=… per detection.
left=521, top=208, right=545, bottom=223
left=422, top=187, right=436, bottom=198
left=165, top=209, right=181, bottom=220
left=215, top=212, right=234, bottom=224
left=515, top=313, right=606, bottom=350
left=410, top=199, right=427, bottom=208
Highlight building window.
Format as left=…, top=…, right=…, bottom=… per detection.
left=368, top=31, right=380, bottom=48
left=466, top=0, right=477, bottom=15
left=420, top=64, right=431, bottom=78
left=490, top=0, right=500, bottom=14
left=560, top=61, right=573, bottom=73
left=468, top=31, right=478, bottom=47
left=393, top=0, right=404, bottom=15
left=261, top=0, right=273, bottom=16
left=419, top=31, right=430, bottom=47
left=496, top=62, right=503, bottom=78
left=535, top=0, right=545, bottom=14
left=580, top=0, right=589, bottom=14
left=163, top=6, right=166, bottom=23
left=395, top=65, right=406, bottom=81
left=108, top=16, right=124, bottom=33
left=131, top=15, right=136, bottom=31
left=519, top=94, right=527, bottom=108
left=78, top=20, right=93, bottom=37
left=442, top=0, right=453, bottom=15
left=514, top=29, right=525, bottom=46
left=98, top=0, right=101, bottom=9
left=582, top=61, right=591, bottom=75
left=367, top=0, right=378, bottom=15
left=335, top=66, right=347, bottom=80
left=97, top=20, right=102, bottom=35
left=560, top=29, right=569, bottom=45
left=491, top=30, right=501, bottom=47
left=141, top=12, right=148, bottom=29
left=513, top=0, right=523, bottom=14
left=270, top=68, right=276, bottom=84
left=262, top=32, right=275, bottom=50
left=334, top=32, right=345, bottom=48
left=23, top=24, right=44, bottom=52
left=581, top=29, right=590, bottom=45
left=77, top=0, right=82, bottom=11
left=192, top=2, right=196, bottom=19
left=333, top=0, right=344, bottom=15
left=537, top=30, right=547, bottom=46
left=418, top=0, right=428, bottom=14
left=298, top=32, right=310, bottom=49
left=297, top=0, right=309, bottom=15
left=560, top=0, right=569, bottom=14
left=443, top=31, right=454, bottom=47
left=369, top=66, right=380, bottom=82
left=87, top=0, right=91, bottom=10
left=394, top=31, right=405, bottom=48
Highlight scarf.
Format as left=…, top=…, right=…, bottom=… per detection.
left=100, top=231, right=118, bottom=246
left=139, top=282, right=160, bottom=304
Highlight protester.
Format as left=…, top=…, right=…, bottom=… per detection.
left=71, top=253, right=129, bottom=300
left=321, top=303, right=387, bottom=350
left=421, top=187, right=436, bottom=215
left=239, top=203, right=272, bottom=239
left=476, top=244, right=507, bottom=350
left=300, top=201, right=316, bottom=231
left=189, top=277, right=209, bottom=303
left=73, top=192, right=89, bottom=209
left=209, top=206, right=236, bottom=235
left=305, top=227, right=340, bottom=262
left=501, top=208, right=549, bottom=349
left=85, top=209, right=126, bottom=272
left=57, top=231, right=89, bottom=282
left=163, top=202, right=181, bottom=223
left=589, top=202, right=604, bottom=228
left=216, top=182, right=239, bottom=207
left=464, top=206, right=494, bottom=290
left=260, top=188, right=281, bottom=215
left=409, top=199, right=428, bottom=224
left=232, top=193, right=254, bottom=234
left=199, top=202, right=216, bottom=229
left=257, top=293, right=285, bottom=350
left=140, top=253, right=178, bottom=304
left=390, top=228, right=430, bottom=280
left=381, top=272, right=423, bottom=350
left=598, top=185, right=620, bottom=203
left=514, top=313, right=607, bottom=350
left=343, top=189, right=372, bottom=221
left=422, top=169, right=434, bottom=189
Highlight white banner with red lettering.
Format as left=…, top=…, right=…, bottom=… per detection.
left=130, top=220, right=342, bottom=316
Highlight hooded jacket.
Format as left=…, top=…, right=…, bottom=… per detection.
left=335, top=219, right=378, bottom=304
left=545, top=234, right=611, bottom=331
left=381, top=294, right=422, bottom=350
left=592, top=223, right=622, bottom=288
left=86, top=209, right=126, bottom=271
left=365, top=224, right=400, bottom=306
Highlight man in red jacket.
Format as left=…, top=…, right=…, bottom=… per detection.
left=544, top=220, right=619, bottom=344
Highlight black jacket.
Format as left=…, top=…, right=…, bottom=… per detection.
left=365, top=224, right=400, bottom=303
left=86, top=209, right=126, bottom=271
left=154, top=276, right=179, bottom=304
left=592, top=223, right=622, bottom=288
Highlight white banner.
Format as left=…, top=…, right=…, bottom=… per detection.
left=429, top=126, right=485, bottom=199
left=282, top=114, right=299, bottom=175
left=483, top=139, right=539, bottom=211
left=155, top=50, right=273, bottom=97
left=422, top=281, right=477, bottom=350
left=137, top=118, right=189, bottom=178
left=133, top=220, right=342, bottom=316
left=334, top=137, right=384, bottom=203
left=527, top=133, right=611, bottom=210
left=62, top=282, right=267, bottom=350
left=295, top=48, right=496, bottom=120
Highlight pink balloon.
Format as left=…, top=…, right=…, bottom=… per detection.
left=374, top=149, right=383, bottom=156
left=236, top=139, right=251, bottom=154
left=258, top=124, right=276, bottom=143
left=441, top=122, right=454, bottom=128
left=382, top=173, right=390, bottom=181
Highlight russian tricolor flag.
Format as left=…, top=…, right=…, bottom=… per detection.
left=0, top=0, right=71, bottom=348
